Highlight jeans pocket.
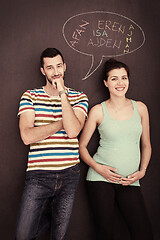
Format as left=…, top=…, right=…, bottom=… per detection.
left=69, top=164, right=80, bottom=174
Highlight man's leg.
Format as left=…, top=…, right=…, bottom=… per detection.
left=50, top=165, right=80, bottom=240
left=15, top=171, right=53, bottom=240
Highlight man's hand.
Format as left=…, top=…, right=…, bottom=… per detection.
left=52, top=76, right=65, bottom=91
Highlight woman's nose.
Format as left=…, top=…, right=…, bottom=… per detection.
left=117, top=78, right=123, bottom=85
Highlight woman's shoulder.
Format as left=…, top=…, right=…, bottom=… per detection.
left=90, top=103, right=103, bottom=114
left=134, top=100, right=149, bottom=117
left=88, top=103, right=103, bottom=121
left=92, top=103, right=103, bottom=110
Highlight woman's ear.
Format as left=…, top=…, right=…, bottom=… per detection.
left=104, top=80, right=108, bottom=88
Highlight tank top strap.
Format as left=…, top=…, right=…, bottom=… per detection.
left=101, top=101, right=109, bottom=118
left=131, top=100, right=140, bottom=118
left=101, top=100, right=140, bottom=120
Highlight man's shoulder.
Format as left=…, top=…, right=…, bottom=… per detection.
left=68, top=88, right=88, bottom=98
left=22, top=87, right=44, bottom=95
left=20, top=87, right=44, bottom=99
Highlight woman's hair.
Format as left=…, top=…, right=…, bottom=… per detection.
left=104, top=58, right=130, bottom=81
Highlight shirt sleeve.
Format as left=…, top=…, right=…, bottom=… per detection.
left=17, top=90, right=34, bottom=117
left=72, top=92, right=88, bottom=116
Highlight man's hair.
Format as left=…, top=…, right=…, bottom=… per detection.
left=40, top=48, right=64, bottom=67
left=104, top=58, right=130, bottom=81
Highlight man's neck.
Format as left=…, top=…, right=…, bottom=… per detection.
left=44, top=83, right=59, bottom=96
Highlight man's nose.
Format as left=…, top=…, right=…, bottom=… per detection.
left=54, top=67, right=59, bottom=75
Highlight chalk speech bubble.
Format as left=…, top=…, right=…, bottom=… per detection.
left=62, top=11, right=145, bottom=80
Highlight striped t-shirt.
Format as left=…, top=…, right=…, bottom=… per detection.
left=18, top=87, right=88, bottom=171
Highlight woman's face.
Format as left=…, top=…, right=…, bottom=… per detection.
left=104, top=68, right=129, bottom=97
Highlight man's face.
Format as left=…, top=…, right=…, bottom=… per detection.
left=41, top=55, right=66, bottom=85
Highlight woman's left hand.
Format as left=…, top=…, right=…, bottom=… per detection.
left=119, top=170, right=146, bottom=186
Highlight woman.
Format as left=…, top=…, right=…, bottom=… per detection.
left=79, top=59, right=153, bottom=240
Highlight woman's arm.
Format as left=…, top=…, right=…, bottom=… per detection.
left=138, top=102, right=152, bottom=171
left=120, top=101, right=151, bottom=186
left=79, top=104, right=122, bottom=183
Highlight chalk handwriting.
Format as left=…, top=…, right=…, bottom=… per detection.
left=98, top=20, right=125, bottom=34
left=93, top=29, right=108, bottom=37
left=63, top=11, right=145, bottom=80
left=88, top=38, right=121, bottom=48
left=70, top=20, right=89, bottom=47
left=124, top=25, right=134, bottom=53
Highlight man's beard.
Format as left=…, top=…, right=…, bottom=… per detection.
left=46, top=74, right=63, bottom=85
left=47, top=78, right=52, bottom=85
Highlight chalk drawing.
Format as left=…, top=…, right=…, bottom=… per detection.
left=62, top=11, right=145, bottom=80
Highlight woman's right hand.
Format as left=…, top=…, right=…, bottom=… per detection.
left=95, top=164, right=122, bottom=183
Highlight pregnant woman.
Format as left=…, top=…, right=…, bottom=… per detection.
left=79, top=59, right=153, bottom=240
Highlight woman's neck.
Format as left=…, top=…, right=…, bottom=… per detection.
left=106, top=96, right=133, bottom=120
left=108, top=96, right=128, bottom=109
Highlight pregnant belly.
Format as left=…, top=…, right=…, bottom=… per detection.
left=94, top=152, right=140, bottom=178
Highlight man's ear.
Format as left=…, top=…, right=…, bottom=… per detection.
left=63, top=63, right=66, bottom=72
left=104, top=80, right=108, bottom=88
left=40, top=67, right=45, bottom=76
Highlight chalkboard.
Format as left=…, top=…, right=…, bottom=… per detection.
left=0, top=0, right=159, bottom=239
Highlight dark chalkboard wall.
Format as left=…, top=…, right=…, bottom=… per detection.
left=0, top=0, right=159, bottom=239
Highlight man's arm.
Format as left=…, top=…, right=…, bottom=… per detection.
left=50, top=76, right=88, bottom=138
left=61, top=93, right=86, bottom=138
left=19, top=111, right=63, bottom=145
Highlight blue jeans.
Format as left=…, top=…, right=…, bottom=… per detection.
left=15, top=165, right=80, bottom=240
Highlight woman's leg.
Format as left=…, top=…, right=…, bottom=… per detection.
left=115, top=185, right=153, bottom=240
left=87, top=181, right=116, bottom=240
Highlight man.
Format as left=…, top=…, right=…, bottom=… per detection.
left=16, top=48, right=88, bottom=240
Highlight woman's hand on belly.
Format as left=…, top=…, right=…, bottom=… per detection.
left=95, top=164, right=122, bottom=183
left=119, top=170, right=146, bottom=186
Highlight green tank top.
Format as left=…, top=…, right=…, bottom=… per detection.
left=86, top=100, right=142, bottom=186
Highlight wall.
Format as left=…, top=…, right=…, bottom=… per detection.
left=0, top=0, right=159, bottom=239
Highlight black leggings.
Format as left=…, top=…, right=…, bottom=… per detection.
left=87, top=181, right=153, bottom=240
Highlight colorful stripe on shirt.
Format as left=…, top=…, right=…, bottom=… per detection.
left=18, top=87, right=88, bottom=171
